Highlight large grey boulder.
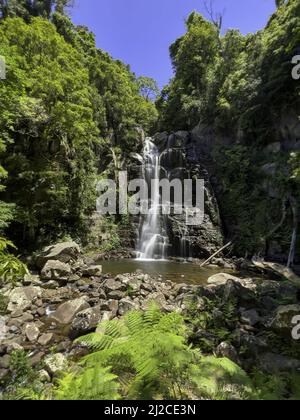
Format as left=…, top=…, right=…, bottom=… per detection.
left=41, top=260, right=72, bottom=281
left=6, top=287, right=42, bottom=313
left=35, top=241, right=81, bottom=269
left=70, top=307, right=102, bottom=339
left=49, top=297, right=90, bottom=325
left=270, top=305, right=300, bottom=335
left=104, top=278, right=126, bottom=293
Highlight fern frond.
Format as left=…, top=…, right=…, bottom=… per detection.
left=55, top=366, right=120, bottom=400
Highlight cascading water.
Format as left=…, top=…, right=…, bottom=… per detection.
left=136, top=139, right=169, bottom=260
left=134, top=132, right=223, bottom=261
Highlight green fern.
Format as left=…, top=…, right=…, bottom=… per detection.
left=72, top=303, right=252, bottom=400
left=191, top=356, right=253, bottom=400
left=55, top=366, right=120, bottom=401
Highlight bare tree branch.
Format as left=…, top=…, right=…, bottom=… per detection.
left=204, top=0, right=225, bottom=32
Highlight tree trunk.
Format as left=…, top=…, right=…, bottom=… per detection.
left=287, top=195, right=298, bottom=268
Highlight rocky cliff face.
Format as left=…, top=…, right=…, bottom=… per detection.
left=189, top=111, right=300, bottom=263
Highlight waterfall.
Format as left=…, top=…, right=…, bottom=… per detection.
left=136, top=138, right=169, bottom=260
left=179, top=225, right=190, bottom=260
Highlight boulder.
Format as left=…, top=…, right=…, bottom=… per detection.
left=24, top=323, right=40, bottom=342
left=207, top=273, right=243, bottom=286
left=107, top=290, right=126, bottom=300
left=238, top=330, right=268, bottom=358
left=0, top=369, right=8, bottom=380
left=38, top=333, right=54, bottom=346
left=49, top=297, right=90, bottom=325
left=30, top=352, right=45, bottom=367
left=207, top=275, right=257, bottom=305
left=240, top=309, right=261, bottom=327
left=118, top=298, right=138, bottom=316
left=0, top=354, right=10, bottom=369
left=216, top=342, right=239, bottom=364
left=82, top=265, right=102, bottom=277
left=104, top=278, right=126, bottom=293
left=270, top=304, right=300, bottom=335
left=6, top=287, right=42, bottom=313
left=143, top=292, right=167, bottom=310
left=44, top=353, right=67, bottom=376
left=23, top=274, right=42, bottom=286
left=35, top=241, right=81, bottom=269
left=38, top=369, right=51, bottom=383
left=41, top=260, right=72, bottom=281
left=259, top=353, right=300, bottom=373
left=0, top=337, right=23, bottom=354
left=70, top=307, right=102, bottom=339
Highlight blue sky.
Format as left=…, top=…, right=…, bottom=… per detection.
left=71, top=0, right=276, bottom=87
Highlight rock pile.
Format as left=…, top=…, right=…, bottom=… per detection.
left=1, top=242, right=300, bottom=382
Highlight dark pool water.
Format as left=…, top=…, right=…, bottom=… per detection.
left=101, top=259, right=235, bottom=285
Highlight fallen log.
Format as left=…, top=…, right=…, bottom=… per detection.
left=200, top=242, right=232, bottom=267
left=252, top=257, right=300, bottom=289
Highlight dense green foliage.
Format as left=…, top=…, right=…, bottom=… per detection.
left=157, top=0, right=300, bottom=258
left=57, top=304, right=252, bottom=400
left=0, top=8, right=157, bottom=250
left=0, top=0, right=72, bottom=19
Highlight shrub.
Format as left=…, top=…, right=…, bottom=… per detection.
left=0, top=237, right=28, bottom=286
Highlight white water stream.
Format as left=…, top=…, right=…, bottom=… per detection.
left=136, top=139, right=169, bottom=260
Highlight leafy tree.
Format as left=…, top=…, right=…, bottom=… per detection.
left=157, top=12, right=219, bottom=129
left=275, top=0, right=286, bottom=7
left=0, top=17, right=100, bottom=247
left=0, top=0, right=72, bottom=19
left=137, top=76, right=160, bottom=101
left=158, top=1, right=300, bottom=259
left=0, top=11, right=158, bottom=250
